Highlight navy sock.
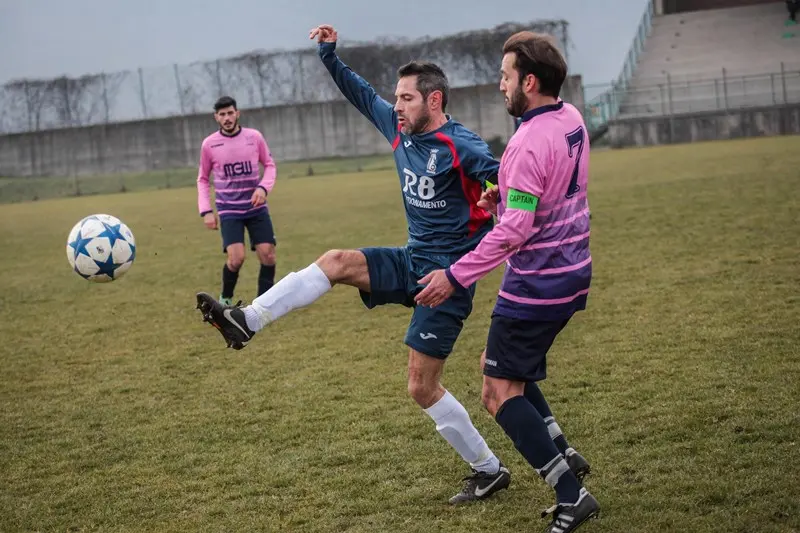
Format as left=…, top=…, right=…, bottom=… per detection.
left=495, top=396, right=581, bottom=504
left=525, top=382, right=570, bottom=454
left=258, top=264, right=276, bottom=296
left=222, top=264, right=239, bottom=299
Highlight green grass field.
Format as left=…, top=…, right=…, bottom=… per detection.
left=0, top=154, right=397, bottom=205
left=1, top=136, right=799, bottom=533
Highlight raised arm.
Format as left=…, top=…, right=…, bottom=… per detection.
left=310, top=24, right=398, bottom=143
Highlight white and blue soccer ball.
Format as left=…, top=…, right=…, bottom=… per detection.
left=66, top=214, right=136, bottom=283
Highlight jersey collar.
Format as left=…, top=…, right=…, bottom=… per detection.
left=520, top=101, right=564, bottom=123
left=219, top=126, right=243, bottom=138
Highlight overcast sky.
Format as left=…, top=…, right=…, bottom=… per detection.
left=0, top=0, right=649, bottom=86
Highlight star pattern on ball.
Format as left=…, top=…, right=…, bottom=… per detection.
left=69, top=229, right=94, bottom=259
left=93, top=250, right=119, bottom=279
left=97, top=222, right=125, bottom=249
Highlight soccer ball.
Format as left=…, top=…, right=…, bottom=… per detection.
left=66, top=214, right=136, bottom=282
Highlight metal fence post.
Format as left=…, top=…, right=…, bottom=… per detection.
left=101, top=72, right=110, bottom=123
left=23, top=80, right=32, bottom=131
left=215, top=59, right=224, bottom=96
left=174, top=64, right=185, bottom=115
left=722, top=68, right=729, bottom=110
left=666, top=73, right=673, bottom=115
left=666, top=74, right=675, bottom=143
left=771, top=73, right=776, bottom=105
left=686, top=79, right=692, bottom=112
left=741, top=75, right=747, bottom=104
left=781, top=62, right=787, bottom=104
left=138, top=67, right=148, bottom=119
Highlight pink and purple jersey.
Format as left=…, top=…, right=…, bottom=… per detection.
left=447, top=101, right=591, bottom=320
left=197, top=127, right=276, bottom=220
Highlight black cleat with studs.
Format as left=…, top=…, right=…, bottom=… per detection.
left=195, top=292, right=255, bottom=350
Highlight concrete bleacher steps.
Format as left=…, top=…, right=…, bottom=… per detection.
left=620, top=2, right=800, bottom=116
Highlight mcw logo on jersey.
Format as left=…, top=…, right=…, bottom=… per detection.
left=223, top=161, right=254, bottom=178
left=402, top=168, right=447, bottom=209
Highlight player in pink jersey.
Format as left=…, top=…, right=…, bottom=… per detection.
left=197, top=96, right=278, bottom=305
left=416, top=32, right=600, bottom=532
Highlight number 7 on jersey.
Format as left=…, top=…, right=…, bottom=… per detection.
left=564, top=127, right=585, bottom=199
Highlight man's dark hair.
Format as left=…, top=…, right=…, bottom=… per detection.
left=397, top=61, right=449, bottom=112
left=503, top=31, right=567, bottom=98
left=214, top=96, right=237, bottom=112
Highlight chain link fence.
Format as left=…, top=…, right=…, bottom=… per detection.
left=0, top=20, right=569, bottom=135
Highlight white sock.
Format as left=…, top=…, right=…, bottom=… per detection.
left=243, top=262, right=331, bottom=331
left=424, top=390, right=500, bottom=474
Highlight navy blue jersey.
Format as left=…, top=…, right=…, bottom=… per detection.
left=319, top=42, right=499, bottom=256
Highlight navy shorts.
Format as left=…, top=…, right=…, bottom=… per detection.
left=359, top=247, right=475, bottom=359
left=220, top=210, right=276, bottom=253
left=484, top=314, right=570, bottom=382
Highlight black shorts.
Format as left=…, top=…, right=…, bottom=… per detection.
left=220, top=210, right=276, bottom=253
left=484, top=314, right=570, bottom=382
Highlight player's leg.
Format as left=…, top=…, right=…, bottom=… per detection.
left=481, top=316, right=598, bottom=532
left=524, top=381, right=591, bottom=483
left=240, top=248, right=372, bottom=330
left=407, top=348, right=510, bottom=505
left=240, top=246, right=413, bottom=330
left=246, top=210, right=277, bottom=296
left=195, top=247, right=404, bottom=349
left=512, top=318, right=591, bottom=481
left=404, top=279, right=509, bottom=504
left=254, top=243, right=276, bottom=295
left=196, top=249, right=360, bottom=348
left=220, top=217, right=247, bottom=305
left=479, top=350, right=590, bottom=483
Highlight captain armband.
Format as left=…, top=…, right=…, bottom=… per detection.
left=506, top=188, right=539, bottom=212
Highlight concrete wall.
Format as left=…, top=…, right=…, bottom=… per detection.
left=607, top=102, right=800, bottom=146
left=0, top=77, right=585, bottom=178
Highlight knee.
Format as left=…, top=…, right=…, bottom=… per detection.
left=407, top=376, right=439, bottom=408
left=482, top=379, right=524, bottom=418
left=258, top=246, right=276, bottom=265
left=481, top=384, right=497, bottom=416
left=316, top=249, right=349, bottom=282
left=481, top=380, right=508, bottom=418
left=227, top=252, right=245, bottom=272
left=479, top=353, right=498, bottom=414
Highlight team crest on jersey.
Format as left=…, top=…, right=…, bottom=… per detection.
left=427, top=149, right=439, bottom=174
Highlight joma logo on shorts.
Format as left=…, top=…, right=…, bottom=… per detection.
left=223, top=161, right=254, bottom=177
left=484, top=359, right=498, bottom=367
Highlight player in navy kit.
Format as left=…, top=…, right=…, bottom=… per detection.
left=196, top=24, right=511, bottom=503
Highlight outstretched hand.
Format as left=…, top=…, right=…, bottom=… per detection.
left=477, top=185, right=500, bottom=216
left=415, top=269, right=456, bottom=308
left=309, top=24, right=338, bottom=44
